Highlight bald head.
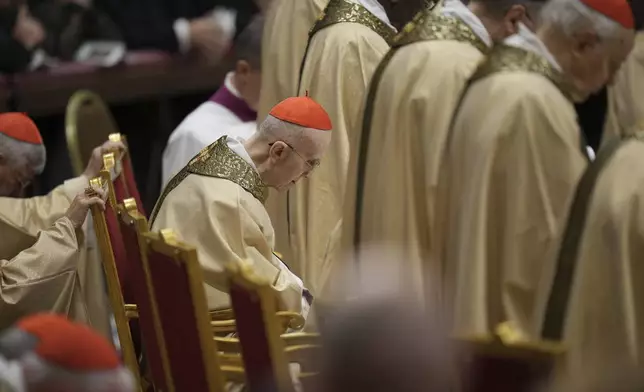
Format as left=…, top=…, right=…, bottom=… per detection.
left=245, top=96, right=332, bottom=190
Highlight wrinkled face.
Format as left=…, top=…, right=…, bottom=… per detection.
left=260, top=132, right=331, bottom=191
left=569, top=30, right=635, bottom=99
left=0, top=158, right=33, bottom=197
left=235, top=60, right=262, bottom=111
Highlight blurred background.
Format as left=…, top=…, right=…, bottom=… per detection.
left=0, top=0, right=264, bottom=212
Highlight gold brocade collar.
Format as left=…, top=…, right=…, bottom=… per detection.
left=310, top=0, right=397, bottom=44
left=470, top=45, right=575, bottom=101
left=392, top=9, right=488, bottom=54
left=150, top=137, right=268, bottom=226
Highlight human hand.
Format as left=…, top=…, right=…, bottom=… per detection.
left=83, top=140, right=126, bottom=180
left=13, top=6, right=45, bottom=50
left=65, top=185, right=106, bottom=228
left=188, top=16, right=229, bottom=63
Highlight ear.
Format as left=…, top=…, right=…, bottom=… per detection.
left=503, top=5, right=527, bottom=36
left=269, top=141, right=288, bottom=161
left=235, top=59, right=251, bottom=76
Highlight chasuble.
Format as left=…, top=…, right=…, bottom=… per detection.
left=603, top=32, right=644, bottom=144
left=340, top=3, right=490, bottom=305
left=259, top=0, right=329, bottom=277
left=444, top=38, right=589, bottom=337
left=0, top=216, right=87, bottom=331
left=285, top=0, right=396, bottom=296
left=0, top=177, right=110, bottom=338
left=532, top=135, right=644, bottom=376
left=151, top=136, right=307, bottom=314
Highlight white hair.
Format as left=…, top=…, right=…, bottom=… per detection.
left=258, top=114, right=330, bottom=150
left=20, top=352, right=136, bottom=392
left=0, top=133, right=46, bottom=175
left=540, top=0, right=629, bottom=40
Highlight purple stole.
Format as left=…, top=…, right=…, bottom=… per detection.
left=209, top=83, right=257, bottom=122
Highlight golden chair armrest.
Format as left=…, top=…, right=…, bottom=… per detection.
left=124, top=304, right=139, bottom=319
left=211, top=319, right=237, bottom=334
left=221, top=365, right=246, bottom=384
left=209, top=308, right=235, bottom=321
left=277, top=311, right=306, bottom=331
left=215, top=337, right=241, bottom=353
left=281, top=332, right=320, bottom=347
left=217, top=352, right=243, bottom=367
left=285, top=344, right=322, bottom=373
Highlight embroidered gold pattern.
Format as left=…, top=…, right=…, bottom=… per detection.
left=393, top=11, right=488, bottom=54
left=310, top=0, right=396, bottom=44
left=150, top=137, right=268, bottom=225
left=470, top=45, right=576, bottom=100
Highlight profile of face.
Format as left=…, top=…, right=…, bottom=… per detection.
left=568, top=30, right=635, bottom=99
left=260, top=137, right=327, bottom=191
left=235, top=59, right=262, bottom=111
left=0, top=157, right=33, bottom=197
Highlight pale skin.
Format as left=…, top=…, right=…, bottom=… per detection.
left=243, top=122, right=332, bottom=191
left=65, top=186, right=107, bottom=229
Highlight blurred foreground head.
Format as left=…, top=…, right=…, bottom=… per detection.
left=316, top=245, right=455, bottom=392
left=318, top=298, right=456, bottom=392
left=0, top=314, right=135, bottom=392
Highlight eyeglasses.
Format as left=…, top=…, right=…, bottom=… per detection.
left=269, top=142, right=320, bottom=171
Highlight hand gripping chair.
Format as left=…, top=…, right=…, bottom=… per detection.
left=139, top=228, right=244, bottom=391
left=65, top=90, right=145, bottom=215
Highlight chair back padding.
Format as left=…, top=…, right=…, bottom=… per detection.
left=65, top=90, right=120, bottom=176
left=89, top=172, right=140, bottom=390
left=227, top=264, right=295, bottom=392
left=142, top=230, right=226, bottom=392
left=118, top=200, right=171, bottom=391
left=109, top=133, right=146, bottom=216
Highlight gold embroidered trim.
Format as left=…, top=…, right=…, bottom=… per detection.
left=393, top=10, right=488, bottom=54
left=470, top=45, right=575, bottom=100
left=150, top=137, right=268, bottom=226
left=310, top=0, right=397, bottom=44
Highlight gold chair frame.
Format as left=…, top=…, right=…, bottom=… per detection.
left=141, top=229, right=245, bottom=392
left=119, top=199, right=174, bottom=391
left=226, top=262, right=298, bottom=392
left=66, top=90, right=120, bottom=176
left=89, top=169, right=141, bottom=391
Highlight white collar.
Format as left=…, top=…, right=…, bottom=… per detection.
left=505, top=23, right=562, bottom=71
left=349, top=0, right=396, bottom=31
left=0, top=358, right=25, bottom=392
left=226, top=136, right=257, bottom=170
left=224, top=71, right=243, bottom=98
left=440, top=0, right=492, bottom=47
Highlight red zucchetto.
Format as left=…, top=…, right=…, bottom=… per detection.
left=0, top=113, right=43, bottom=145
left=16, top=314, right=121, bottom=371
left=581, top=0, right=634, bottom=29
left=269, top=95, right=332, bottom=131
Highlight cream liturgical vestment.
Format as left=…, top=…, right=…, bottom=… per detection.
left=532, top=134, right=644, bottom=376
left=445, top=27, right=589, bottom=336
left=341, top=2, right=490, bottom=305
left=150, top=136, right=308, bottom=315
left=288, top=0, right=396, bottom=296
left=603, top=32, right=644, bottom=143
left=259, top=0, right=329, bottom=277
left=0, top=177, right=110, bottom=336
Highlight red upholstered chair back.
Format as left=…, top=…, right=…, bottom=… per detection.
left=141, top=229, right=226, bottom=392
left=88, top=171, right=140, bottom=390
left=456, top=325, right=564, bottom=392
left=227, top=264, right=295, bottom=392
left=108, top=133, right=146, bottom=217
left=118, top=199, right=171, bottom=392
